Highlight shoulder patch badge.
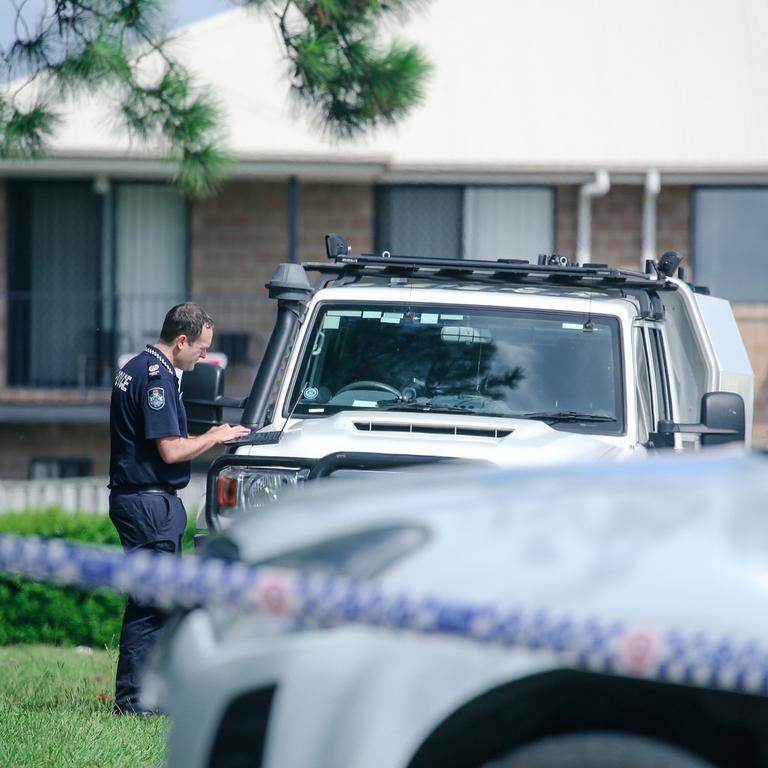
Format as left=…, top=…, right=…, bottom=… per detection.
left=148, top=363, right=161, bottom=380
left=148, top=387, right=165, bottom=410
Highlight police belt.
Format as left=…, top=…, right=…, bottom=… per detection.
left=110, top=484, right=178, bottom=496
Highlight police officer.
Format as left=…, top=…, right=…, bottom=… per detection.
left=109, top=303, right=249, bottom=715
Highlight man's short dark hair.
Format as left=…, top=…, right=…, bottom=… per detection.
left=160, top=303, right=214, bottom=343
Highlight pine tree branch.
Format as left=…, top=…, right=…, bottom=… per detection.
left=0, top=0, right=430, bottom=196
left=262, top=0, right=432, bottom=137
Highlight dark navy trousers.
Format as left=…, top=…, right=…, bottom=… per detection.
left=109, top=490, right=187, bottom=714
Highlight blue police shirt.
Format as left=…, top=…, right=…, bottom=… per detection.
left=109, top=345, right=190, bottom=489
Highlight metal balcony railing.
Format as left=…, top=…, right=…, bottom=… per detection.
left=2, top=292, right=274, bottom=389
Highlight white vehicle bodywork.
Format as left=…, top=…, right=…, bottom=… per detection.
left=154, top=453, right=768, bottom=767
left=196, top=273, right=753, bottom=529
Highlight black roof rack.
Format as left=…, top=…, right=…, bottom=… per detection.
left=303, top=251, right=677, bottom=293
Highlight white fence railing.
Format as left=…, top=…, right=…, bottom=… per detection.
left=0, top=477, right=207, bottom=516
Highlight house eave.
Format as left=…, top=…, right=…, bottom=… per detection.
left=5, top=154, right=768, bottom=186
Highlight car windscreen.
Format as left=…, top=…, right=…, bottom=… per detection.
left=287, top=303, right=624, bottom=434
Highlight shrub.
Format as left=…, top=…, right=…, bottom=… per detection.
left=0, top=508, right=197, bottom=647
left=0, top=509, right=121, bottom=544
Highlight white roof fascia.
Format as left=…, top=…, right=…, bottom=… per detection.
left=8, top=158, right=768, bottom=187
left=0, top=156, right=389, bottom=181
left=0, top=157, right=177, bottom=179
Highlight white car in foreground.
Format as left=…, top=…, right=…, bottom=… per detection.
left=148, top=452, right=768, bottom=768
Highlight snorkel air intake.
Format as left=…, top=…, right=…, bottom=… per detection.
left=241, top=263, right=313, bottom=429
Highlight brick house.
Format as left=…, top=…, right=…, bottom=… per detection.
left=2, top=0, right=768, bottom=478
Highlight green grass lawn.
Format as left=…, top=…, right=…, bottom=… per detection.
left=0, top=645, right=168, bottom=768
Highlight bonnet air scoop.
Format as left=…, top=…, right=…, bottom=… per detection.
left=353, top=421, right=513, bottom=439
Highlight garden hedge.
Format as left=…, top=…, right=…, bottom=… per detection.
left=0, top=508, right=196, bottom=647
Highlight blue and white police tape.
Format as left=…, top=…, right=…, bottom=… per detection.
left=2, top=532, right=768, bottom=696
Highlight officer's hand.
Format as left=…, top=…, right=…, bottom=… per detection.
left=208, top=423, right=251, bottom=444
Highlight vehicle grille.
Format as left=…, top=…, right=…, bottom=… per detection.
left=353, top=421, right=513, bottom=439
left=207, top=685, right=276, bottom=768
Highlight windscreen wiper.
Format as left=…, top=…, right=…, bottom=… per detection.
left=517, top=411, right=616, bottom=423
left=381, top=402, right=488, bottom=415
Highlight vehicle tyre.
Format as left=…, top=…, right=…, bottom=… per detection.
left=483, top=731, right=716, bottom=768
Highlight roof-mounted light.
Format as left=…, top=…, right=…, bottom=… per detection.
left=325, top=233, right=351, bottom=259
left=657, top=250, right=683, bottom=277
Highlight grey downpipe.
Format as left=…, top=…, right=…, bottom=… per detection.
left=576, top=170, right=610, bottom=263
left=241, top=264, right=313, bottom=429
left=641, top=169, right=661, bottom=270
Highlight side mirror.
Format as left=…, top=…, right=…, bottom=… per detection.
left=651, top=391, right=745, bottom=449
left=182, top=363, right=245, bottom=435
left=699, top=391, right=745, bottom=447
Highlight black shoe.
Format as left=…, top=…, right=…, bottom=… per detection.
left=113, top=702, right=162, bottom=717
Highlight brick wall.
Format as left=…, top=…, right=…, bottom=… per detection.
left=190, top=180, right=373, bottom=295
left=591, top=185, right=643, bottom=269
left=656, top=186, right=691, bottom=276
left=190, top=180, right=373, bottom=396
left=191, top=181, right=288, bottom=298
left=555, top=185, right=577, bottom=259
left=0, top=424, right=109, bottom=480
left=556, top=184, right=690, bottom=270
left=297, top=183, right=374, bottom=259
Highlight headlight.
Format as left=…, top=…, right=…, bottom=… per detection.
left=215, top=467, right=306, bottom=519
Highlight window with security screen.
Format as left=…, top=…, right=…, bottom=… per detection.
left=693, top=188, right=768, bottom=302
left=375, top=186, right=463, bottom=259
left=375, top=185, right=554, bottom=262
left=6, top=180, right=187, bottom=388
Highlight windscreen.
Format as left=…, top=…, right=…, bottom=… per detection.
left=288, top=304, right=624, bottom=433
